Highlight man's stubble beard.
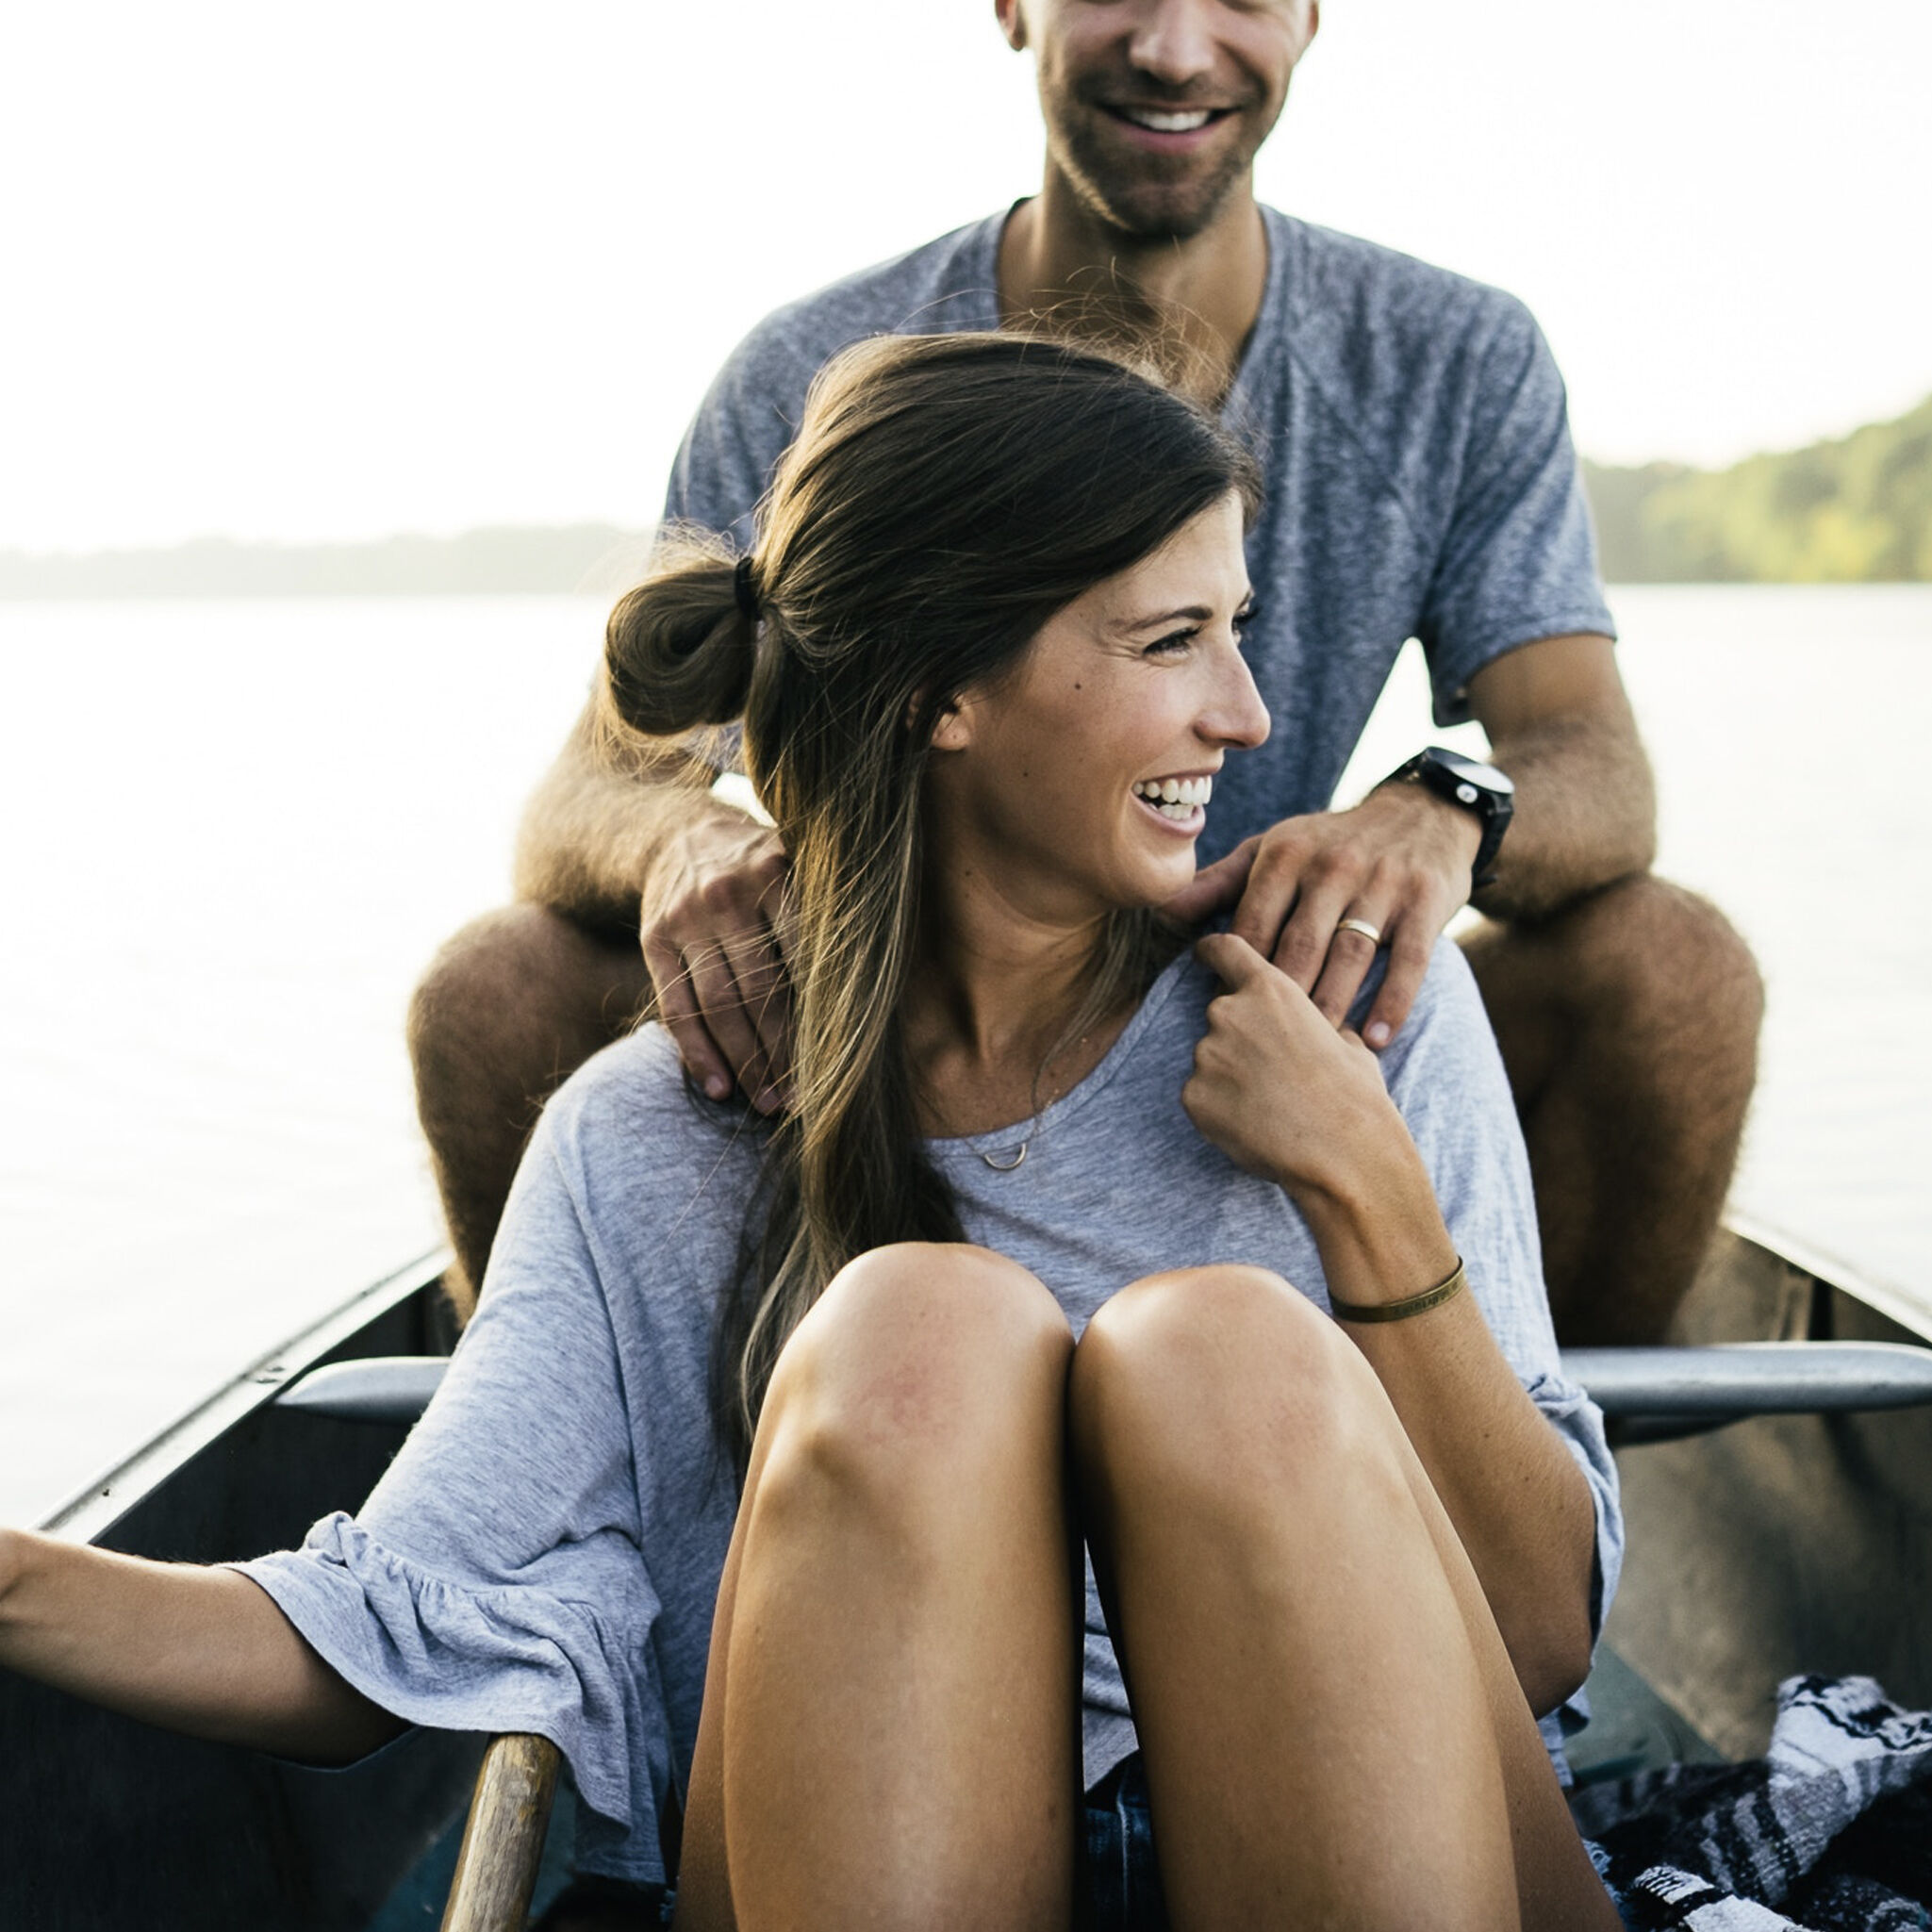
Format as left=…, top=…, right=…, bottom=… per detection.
left=1046, top=99, right=1273, bottom=244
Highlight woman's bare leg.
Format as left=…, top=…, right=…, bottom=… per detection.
left=674, top=1243, right=1081, bottom=1932
left=1070, top=1265, right=1620, bottom=1932
left=1386, top=1413, right=1621, bottom=1931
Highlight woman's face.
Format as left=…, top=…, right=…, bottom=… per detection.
left=927, top=491, right=1269, bottom=929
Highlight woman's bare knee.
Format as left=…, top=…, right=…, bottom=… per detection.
left=758, top=1244, right=1071, bottom=1525
left=1072, top=1264, right=1401, bottom=1511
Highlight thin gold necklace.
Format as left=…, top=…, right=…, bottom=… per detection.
left=968, top=1023, right=1098, bottom=1174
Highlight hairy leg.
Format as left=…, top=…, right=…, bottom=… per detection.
left=1070, top=1265, right=1620, bottom=1932
left=406, top=903, right=652, bottom=1315
left=674, top=1244, right=1081, bottom=1932
left=1462, top=875, right=1763, bottom=1345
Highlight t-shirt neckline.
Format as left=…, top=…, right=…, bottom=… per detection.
left=924, top=950, right=1195, bottom=1164
left=976, top=201, right=1290, bottom=420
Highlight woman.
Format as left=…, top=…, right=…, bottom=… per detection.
left=0, top=333, right=1623, bottom=1930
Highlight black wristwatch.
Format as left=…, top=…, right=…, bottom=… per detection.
left=1381, top=747, right=1515, bottom=893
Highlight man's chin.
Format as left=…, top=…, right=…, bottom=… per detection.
left=1107, top=201, right=1221, bottom=244
left=1068, top=162, right=1247, bottom=245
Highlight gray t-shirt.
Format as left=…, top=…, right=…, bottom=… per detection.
left=241, top=941, right=1621, bottom=1886
left=667, top=206, right=1616, bottom=859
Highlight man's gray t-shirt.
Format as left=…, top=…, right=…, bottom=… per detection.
left=241, top=942, right=1622, bottom=1886
left=667, top=206, right=1616, bottom=859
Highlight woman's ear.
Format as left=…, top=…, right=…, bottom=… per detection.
left=928, top=696, right=974, bottom=752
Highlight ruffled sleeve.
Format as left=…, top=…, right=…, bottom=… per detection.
left=234, top=1110, right=690, bottom=1881
left=241, top=1510, right=666, bottom=1841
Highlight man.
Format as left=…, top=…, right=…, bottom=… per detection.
left=409, top=0, right=1760, bottom=1344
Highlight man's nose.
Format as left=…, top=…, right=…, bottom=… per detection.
left=1127, top=0, right=1219, bottom=90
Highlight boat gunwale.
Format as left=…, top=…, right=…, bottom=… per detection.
left=35, top=1247, right=450, bottom=1543
left=35, top=1220, right=1926, bottom=1544
left=1727, top=1210, right=1931, bottom=1346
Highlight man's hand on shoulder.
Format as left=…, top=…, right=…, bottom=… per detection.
left=1165, top=785, right=1479, bottom=1050
left=1166, top=634, right=1655, bottom=1051
left=640, top=800, right=792, bottom=1112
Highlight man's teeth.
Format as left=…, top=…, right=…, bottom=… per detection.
left=1133, top=775, right=1213, bottom=818
left=1122, top=107, right=1214, bottom=133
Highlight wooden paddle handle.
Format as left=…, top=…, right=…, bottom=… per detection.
left=440, top=1733, right=562, bottom=1932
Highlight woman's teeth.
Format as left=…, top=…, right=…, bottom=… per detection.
left=1133, top=775, right=1213, bottom=820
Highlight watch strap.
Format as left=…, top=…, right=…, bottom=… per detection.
left=1382, top=750, right=1512, bottom=894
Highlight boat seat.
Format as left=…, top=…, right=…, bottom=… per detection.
left=283, top=1340, right=1932, bottom=1443
left=279, top=1354, right=452, bottom=1423
left=1561, top=1340, right=1932, bottom=1442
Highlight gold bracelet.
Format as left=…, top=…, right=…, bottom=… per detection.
left=1329, top=1259, right=1466, bottom=1325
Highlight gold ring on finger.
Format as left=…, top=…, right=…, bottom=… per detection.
left=1335, top=917, right=1383, bottom=946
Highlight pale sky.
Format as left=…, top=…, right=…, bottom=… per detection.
left=4, top=0, right=1927, bottom=551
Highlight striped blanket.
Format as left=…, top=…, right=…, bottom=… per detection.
left=1572, top=1676, right=1932, bottom=1930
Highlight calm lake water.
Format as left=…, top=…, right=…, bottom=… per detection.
left=2, top=586, right=1928, bottom=1527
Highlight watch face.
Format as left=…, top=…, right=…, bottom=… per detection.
left=1432, top=749, right=1514, bottom=797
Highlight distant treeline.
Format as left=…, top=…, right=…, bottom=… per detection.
left=6, top=396, right=1930, bottom=596
left=1585, top=393, right=1932, bottom=583
left=0, top=523, right=650, bottom=600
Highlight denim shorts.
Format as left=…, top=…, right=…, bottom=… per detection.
left=538, top=1755, right=1170, bottom=1930
left=1082, top=1752, right=1170, bottom=1932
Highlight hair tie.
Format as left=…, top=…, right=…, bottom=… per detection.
left=734, top=554, right=761, bottom=619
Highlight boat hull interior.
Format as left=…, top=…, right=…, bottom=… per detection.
left=2, top=1268, right=481, bottom=1932
left=5, top=1227, right=1929, bottom=1925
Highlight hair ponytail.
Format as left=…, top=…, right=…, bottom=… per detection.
left=602, top=534, right=761, bottom=739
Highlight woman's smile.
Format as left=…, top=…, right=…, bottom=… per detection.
left=1131, top=769, right=1216, bottom=831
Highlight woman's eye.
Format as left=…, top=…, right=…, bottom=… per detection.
left=1146, top=627, right=1199, bottom=657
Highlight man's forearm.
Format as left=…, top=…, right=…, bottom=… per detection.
left=1480, top=707, right=1657, bottom=923
left=1457, top=635, right=1658, bottom=925
left=511, top=702, right=729, bottom=935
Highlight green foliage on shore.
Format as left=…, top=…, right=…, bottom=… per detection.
left=7, top=397, right=1930, bottom=595
left=1585, top=394, right=1932, bottom=583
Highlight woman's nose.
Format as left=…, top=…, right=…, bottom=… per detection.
left=1205, top=649, right=1270, bottom=751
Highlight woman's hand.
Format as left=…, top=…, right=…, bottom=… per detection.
left=1185, top=937, right=1598, bottom=1705
left=1182, top=932, right=1414, bottom=1208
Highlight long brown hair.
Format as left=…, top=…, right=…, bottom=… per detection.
left=602, top=331, right=1260, bottom=1468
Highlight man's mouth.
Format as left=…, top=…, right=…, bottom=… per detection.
left=1103, top=105, right=1234, bottom=136
left=1132, top=774, right=1214, bottom=822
